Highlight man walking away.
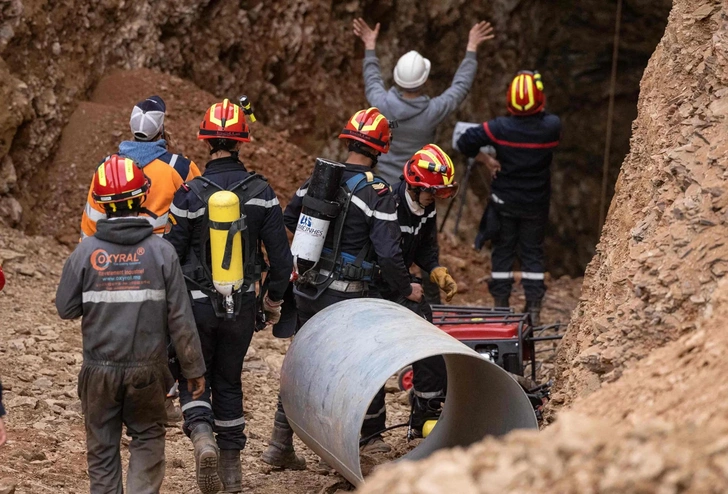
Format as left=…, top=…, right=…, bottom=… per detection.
left=57, top=155, right=206, bottom=494
left=165, top=99, right=293, bottom=493
left=456, top=71, right=561, bottom=326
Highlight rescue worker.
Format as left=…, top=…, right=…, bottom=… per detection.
left=81, top=95, right=201, bottom=424
left=80, top=95, right=201, bottom=238
left=164, top=99, right=292, bottom=493
left=261, top=107, right=422, bottom=467
left=56, top=155, right=206, bottom=494
left=353, top=17, right=494, bottom=304
left=388, top=144, right=459, bottom=436
left=456, top=70, right=561, bottom=326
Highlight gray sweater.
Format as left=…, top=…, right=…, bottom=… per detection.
left=363, top=50, right=478, bottom=184
left=56, top=218, right=205, bottom=379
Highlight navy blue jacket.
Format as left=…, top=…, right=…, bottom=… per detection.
left=285, top=163, right=413, bottom=298
left=0, top=380, right=5, bottom=416
left=457, top=112, right=561, bottom=212
left=394, top=181, right=439, bottom=273
left=165, top=157, right=293, bottom=301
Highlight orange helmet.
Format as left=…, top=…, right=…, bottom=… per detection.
left=338, top=107, right=391, bottom=154
left=403, top=144, right=459, bottom=199
left=506, top=71, right=545, bottom=116
left=198, top=99, right=251, bottom=142
left=92, top=155, right=150, bottom=210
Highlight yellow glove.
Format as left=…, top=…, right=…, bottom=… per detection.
left=430, top=267, right=457, bottom=302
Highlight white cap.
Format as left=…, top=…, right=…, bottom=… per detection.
left=130, top=95, right=166, bottom=141
left=393, top=51, right=431, bottom=90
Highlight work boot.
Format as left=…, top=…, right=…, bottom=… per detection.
left=360, top=435, right=392, bottom=454
left=219, top=449, right=242, bottom=493
left=493, top=296, right=510, bottom=308
left=261, top=411, right=306, bottom=470
left=190, top=423, right=222, bottom=494
left=525, top=300, right=542, bottom=327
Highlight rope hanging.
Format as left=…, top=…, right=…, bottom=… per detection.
left=598, top=0, right=623, bottom=234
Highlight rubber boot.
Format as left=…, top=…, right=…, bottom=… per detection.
left=525, top=300, right=542, bottom=327
left=493, top=296, right=510, bottom=308
left=190, top=423, right=222, bottom=494
left=219, top=449, right=242, bottom=493
left=261, top=411, right=306, bottom=470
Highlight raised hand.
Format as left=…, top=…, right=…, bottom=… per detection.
left=353, top=18, right=380, bottom=51
left=467, top=21, right=495, bottom=52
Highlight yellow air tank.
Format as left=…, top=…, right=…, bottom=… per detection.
left=208, top=191, right=244, bottom=296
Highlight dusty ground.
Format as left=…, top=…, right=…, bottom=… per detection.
left=0, top=220, right=580, bottom=493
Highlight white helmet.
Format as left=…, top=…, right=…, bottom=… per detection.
left=393, top=51, right=431, bottom=90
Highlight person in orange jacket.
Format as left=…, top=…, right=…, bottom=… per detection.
left=80, top=95, right=200, bottom=238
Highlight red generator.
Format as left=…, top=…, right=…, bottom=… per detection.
left=397, top=305, right=562, bottom=392
left=432, top=305, right=535, bottom=377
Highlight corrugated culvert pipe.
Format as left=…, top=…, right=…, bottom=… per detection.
left=280, top=299, right=538, bottom=486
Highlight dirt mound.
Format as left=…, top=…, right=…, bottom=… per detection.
left=26, top=68, right=313, bottom=244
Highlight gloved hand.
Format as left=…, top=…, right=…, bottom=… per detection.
left=263, top=295, right=283, bottom=326
left=430, top=267, right=458, bottom=302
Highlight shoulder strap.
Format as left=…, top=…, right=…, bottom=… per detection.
left=186, top=176, right=223, bottom=205
left=230, top=173, right=270, bottom=205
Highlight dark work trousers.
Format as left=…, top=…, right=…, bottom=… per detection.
left=179, top=293, right=256, bottom=451
left=488, top=208, right=548, bottom=303
left=395, top=297, right=447, bottom=418
left=78, top=362, right=168, bottom=494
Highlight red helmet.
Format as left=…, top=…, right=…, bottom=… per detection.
left=338, top=107, right=391, bottom=154
left=507, top=71, right=545, bottom=116
left=404, top=144, right=459, bottom=199
left=198, top=99, right=250, bottom=142
left=92, top=155, right=150, bottom=208
left=0, top=266, right=5, bottom=291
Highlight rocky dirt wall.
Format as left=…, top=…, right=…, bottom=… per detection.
left=0, top=0, right=669, bottom=274
left=555, top=0, right=728, bottom=405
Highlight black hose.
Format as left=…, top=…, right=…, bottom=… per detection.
left=358, top=423, right=410, bottom=446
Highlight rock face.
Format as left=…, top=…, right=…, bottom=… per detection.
left=0, top=0, right=669, bottom=274
left=556, top=0, right=728, bottom=405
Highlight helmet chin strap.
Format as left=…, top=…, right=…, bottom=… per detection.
left=406, top=186, right=426, bottom=216
left=350, top=141, right=379, bottom=166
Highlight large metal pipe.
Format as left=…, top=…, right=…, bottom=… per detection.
left=280, top=299, right=538, bottom=486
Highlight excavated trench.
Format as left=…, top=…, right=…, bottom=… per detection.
left=1, top=0, right=669, bottom=278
